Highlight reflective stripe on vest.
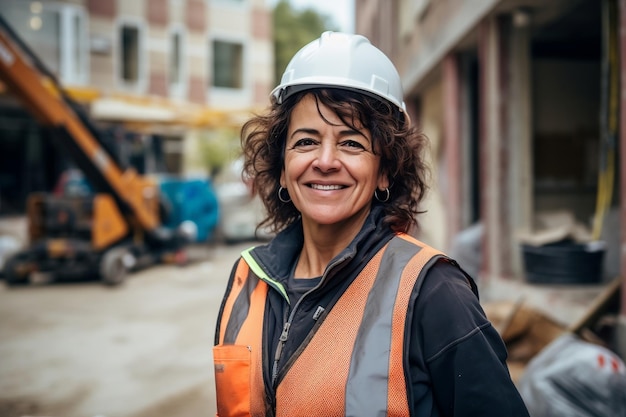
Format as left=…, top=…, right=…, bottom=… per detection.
left=214, top=233, right=442, bottom=417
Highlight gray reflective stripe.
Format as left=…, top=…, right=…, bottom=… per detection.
left=345, top=237, right=421, bottom=417
left=241, top=247, right=289, bottom=302
left=224, top=271, right=259, bottom=344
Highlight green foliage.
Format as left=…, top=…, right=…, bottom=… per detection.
left=272, top=0, right=339, bottom=86
left=199, top=128, right=241, bottom=178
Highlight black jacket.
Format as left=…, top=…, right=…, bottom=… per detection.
left=216, top=205, right=530, bottom=416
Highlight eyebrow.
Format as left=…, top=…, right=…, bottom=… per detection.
left=289, top=127, right=369, bottom=141
left=289, top=128, right=318, bottom=139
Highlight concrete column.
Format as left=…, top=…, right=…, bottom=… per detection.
left=508, top=12, right=534, bottom=279
left=478, top=17, right=502, bottom=283
left=479, top=15, right=518, bottom=282
left=617, top=0, right=626, bottom=360
left=442, top=54, right=462, bottom=248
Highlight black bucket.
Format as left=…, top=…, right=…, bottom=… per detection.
left=521, top=240, right=606, bottom=284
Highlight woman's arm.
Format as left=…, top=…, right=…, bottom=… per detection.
left=408, top=260, right=530, bottom=417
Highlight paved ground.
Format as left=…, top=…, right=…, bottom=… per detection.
left=0, top=216, right=612, bottom=417
left=0, top=239, right=256, bottom=417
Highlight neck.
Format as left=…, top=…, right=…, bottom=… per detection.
left=295, top=210, right=370, bottom=278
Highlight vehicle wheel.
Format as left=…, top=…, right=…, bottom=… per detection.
left=2, top=254, right=30, bottom=286
left=99, top=248, right=129, bottom=286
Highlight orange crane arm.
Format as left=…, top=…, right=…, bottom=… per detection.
left=0, top=17, right=160, bottom=233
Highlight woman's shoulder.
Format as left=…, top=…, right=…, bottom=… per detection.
left=418, top=258, right=480, bottom=305
left=413, top=258, right=489, bottom=353
left=390, top=233, right=478, bottom=294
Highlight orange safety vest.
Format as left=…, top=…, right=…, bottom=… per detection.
left=214, top=233, right=442, bottom=417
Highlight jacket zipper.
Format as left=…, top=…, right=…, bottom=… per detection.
left=271, top=319, right=290, bottom=384
left=270, top=253, right=350, bottom=386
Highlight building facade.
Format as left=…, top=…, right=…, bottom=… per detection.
left=0, top=0, right=273, bottom=212
left=356, top=0, right=626, bottom=358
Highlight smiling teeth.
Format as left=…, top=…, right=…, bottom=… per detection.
left=311, top=184, right=342, bottom=190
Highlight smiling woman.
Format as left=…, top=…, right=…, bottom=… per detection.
left=212, top=32, right=530, bottom=417
left=280, top=94, right=387, bottom=252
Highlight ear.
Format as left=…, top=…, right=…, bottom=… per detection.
left=280, top=169, right=286, bottom=188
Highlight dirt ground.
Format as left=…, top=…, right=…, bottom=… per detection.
left=0, top=216, right=612, bottom=417
left=0, top=240, right=257, bottom=417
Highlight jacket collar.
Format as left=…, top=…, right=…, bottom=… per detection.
left=246, top=204, right=394, bottom=284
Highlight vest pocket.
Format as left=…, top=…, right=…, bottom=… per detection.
left=213, top=344, right=252, bottom=417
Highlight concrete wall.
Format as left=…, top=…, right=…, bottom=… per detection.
left=417, top=80, right=448, bottom=251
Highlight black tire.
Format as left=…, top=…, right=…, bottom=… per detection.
left=99, top=248, right=129, bottom=286
left=2, top=254, right=30, bottom=286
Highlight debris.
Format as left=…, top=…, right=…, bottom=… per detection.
left=518, top=333, right=626, bottom=417
left=483, top=299, right=566, bottom=383
left=517, top=210, right=591, bottom=247
left=484, top=278, right=623, bottom=385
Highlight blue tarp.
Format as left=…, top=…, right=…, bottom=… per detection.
left=158, top=177, right=220, bottom=242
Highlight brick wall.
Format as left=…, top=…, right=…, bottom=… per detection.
left=149, top=72, right=168, bottom=96
left=87, top=0, right=115, bottom=17
left=252, top=7, right=271, bottom=39
left=188, top=75, right=205, bottom=103
left=186, top=0, right=206, bottom=33
left=147, top=0, right=168, bottom=26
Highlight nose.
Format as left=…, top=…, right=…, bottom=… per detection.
left=312, top=142, right=341, bottom=172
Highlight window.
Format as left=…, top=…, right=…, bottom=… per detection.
left=170, top=30, right=183, bottom=85
left=212, top=40, right=243, bottom=89
left=116, top=20, right=146, bottom=90
left=169, top=28, right=186, bottom=97
left=71, top=13, right=83, bottom=79
left=0, top=1, right=87, bottom=85
left=120, top=24, right=140, bottom=82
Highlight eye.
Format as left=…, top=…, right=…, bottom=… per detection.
left=340, top=140, right=367, bottom=150
left=292, top=138, right=317, bottom=148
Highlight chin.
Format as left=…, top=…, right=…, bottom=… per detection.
left=304, top=208, right=370, bottom=229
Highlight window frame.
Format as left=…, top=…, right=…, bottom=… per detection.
left=59, top=4, right=88, bottom=85
left=207, top=32, right=251, bottom=106
left=210, top=37, right=245, bottom=90
left=168, top=25, right=187, bottom=98
left=115, top=17, right=148, bottom=92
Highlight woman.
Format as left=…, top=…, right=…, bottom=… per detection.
left=214, top=32, right=529, bottom=417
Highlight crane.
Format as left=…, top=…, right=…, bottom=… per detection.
left=0, top=15, right=199, bottom=285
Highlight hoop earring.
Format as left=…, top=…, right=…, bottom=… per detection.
left=278, top=186, right=291, bottom=203
left=374, top=188, right=390, bottom=203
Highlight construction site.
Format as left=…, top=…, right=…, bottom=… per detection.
left=1, top=0, right=626, bottom=416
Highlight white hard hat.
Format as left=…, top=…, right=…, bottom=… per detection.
left=271, top=31, right=406, bottom=114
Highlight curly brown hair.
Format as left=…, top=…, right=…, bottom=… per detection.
left=240, top=88, right=430, bottom=234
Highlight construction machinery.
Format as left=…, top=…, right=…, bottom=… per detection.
left=0, top=15, right=204, bottom=285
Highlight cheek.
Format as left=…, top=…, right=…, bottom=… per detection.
left=281, top=153, right=304, bottom=184
left=285, top=149, right=312, bottom=166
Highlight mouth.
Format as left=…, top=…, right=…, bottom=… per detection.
left=309, top=183, right=345, bottom=191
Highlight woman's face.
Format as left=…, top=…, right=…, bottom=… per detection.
left=280, top=94, right=389, bottom=231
